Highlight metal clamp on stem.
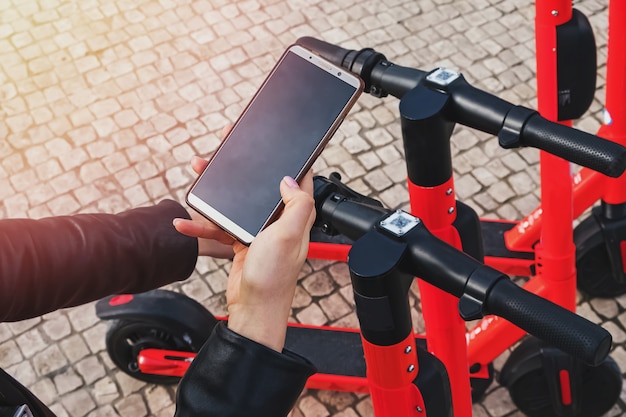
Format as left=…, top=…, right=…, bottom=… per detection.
left=498, top=106, right=538, bottom=149
left=458, top=266, right=507, bottom=321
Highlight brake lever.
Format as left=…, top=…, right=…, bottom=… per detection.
left=327, top=172, right=384, bottom=207
left=313, top=172, right=384, bottom=236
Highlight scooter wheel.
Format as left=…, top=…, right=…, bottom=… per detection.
left=499, top=337, right=622, bottom=417
left=575, top=215, right=626, bottom=297
left=105, top=319, right=201, bottom=384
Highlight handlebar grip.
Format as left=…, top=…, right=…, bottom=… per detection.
left=521, top=114, right=626, bottom=178
left=297, top=36, right=351, bottom=68
left=486, top=279, right=611, bottom=366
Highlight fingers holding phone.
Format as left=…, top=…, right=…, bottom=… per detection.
left=174, top=160, right=314, bottom=259
left=175, top=131, right=231, bottom=254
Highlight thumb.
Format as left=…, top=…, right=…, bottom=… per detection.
left=280, top=176, right=310, bottom=206
left=277, top=176, right=315, bottom=232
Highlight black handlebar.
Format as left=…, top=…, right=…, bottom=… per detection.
left=298, top=36, right=426, bottom=98
left=298, top=36, right=626, bottom=178
left=520, top=114, right=626, bottom=177
left=314, top=177, right=611, bottom=366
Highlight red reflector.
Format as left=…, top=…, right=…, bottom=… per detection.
left=109, top=294, right=134, bottom=306
left=559, top=370, right=572, bottom=406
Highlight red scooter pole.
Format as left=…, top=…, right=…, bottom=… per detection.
left=467, top=0, right=589, bottom=392
left=533, top=0, right=577, bottom=312
left=409, top=179, right=473, bottom=417
left=601, top=0, right=626, bottom=205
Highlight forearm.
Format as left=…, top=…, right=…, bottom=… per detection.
left=175, top=322, right=315, bottom=417
left=0, top=200, right=198, bottom=322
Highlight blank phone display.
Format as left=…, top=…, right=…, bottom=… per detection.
left=190, top=51, right=358, bottom=237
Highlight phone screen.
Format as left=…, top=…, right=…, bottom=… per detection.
left=188, top=48, right=360, bottom=241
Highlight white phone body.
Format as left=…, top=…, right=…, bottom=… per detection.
left=186, top=44, right=363, bottom=245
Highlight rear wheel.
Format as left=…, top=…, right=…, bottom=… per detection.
left=105, top=319, right=202, bottom=384
left=500, top=337, right=622, bottom=417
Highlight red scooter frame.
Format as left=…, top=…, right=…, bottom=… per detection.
left=305, top=2, right=626, bottom=416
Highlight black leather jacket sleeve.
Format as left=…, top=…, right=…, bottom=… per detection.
left=175, top=322, right=316, bottom=417
left=0, top=199, right=198, bottom=322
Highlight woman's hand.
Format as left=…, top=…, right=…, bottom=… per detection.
left=174, top=153, right=315, bottom=351
left=226, top=171, right=315, bottom=351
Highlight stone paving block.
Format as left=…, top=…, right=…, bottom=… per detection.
left=296, top=303, right=328, bottom=326
left=510, top=193, right=540, bottom=217
left=455, top=173, right=483, bottom=200
left=145, top=385, right=174, bottom=415
left=298, top=395, right=330, bottom=417
left=54, top=369, right=83, bottom=396
left=61, top=388, right=96, bottom=417
left=293, top=286, right=313, bottom=310
left=363, top=168, right=392, bottom=192
left=5, top=360, right=37, bottom=388
left=15, top=328, right=47, bottom=358
left=354, top=396, right=373, bottom=417
left=0, top=325, right=12, bottom=345
left=31, top=377, right=59, bottom=408
left=32, top=344, right=68, bottom=376
left=301, top=271, right=336, bottom=298
left=91, top=377, right=120, bottom=407
left=318, top=293, right=353, bottom=322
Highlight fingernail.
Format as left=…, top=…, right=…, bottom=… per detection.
left=283, top=176, right=299, bottom=189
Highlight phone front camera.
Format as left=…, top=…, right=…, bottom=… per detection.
left=337, top=71, right=342, bottom=76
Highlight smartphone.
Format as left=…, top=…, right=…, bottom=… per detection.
left=186, top=44, right=363, bottom=245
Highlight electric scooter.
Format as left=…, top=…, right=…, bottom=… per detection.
left=304, top=2, right=626, bottom=413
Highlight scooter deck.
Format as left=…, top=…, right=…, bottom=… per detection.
left=285, top=324, right=427, bottom=392
left=480, top=219, right=535, bottom=276
left=286, top=326, right=365, bottom=377
left=480, top=220, right=533, bottom=259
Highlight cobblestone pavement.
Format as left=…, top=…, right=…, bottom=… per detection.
left=1, top=0, right=625, bottom=416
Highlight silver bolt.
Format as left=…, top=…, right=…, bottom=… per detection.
left=404, top=345, right=412, bottom=354
left=551, top=9, right=559, bottom=16
left=416, top=406, right=423, bottom=413
left=446, top=188, right=453, bottom=195
left=448, top=207, right=455, bottom=214
left=408, top=364, right=415, bottom=372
